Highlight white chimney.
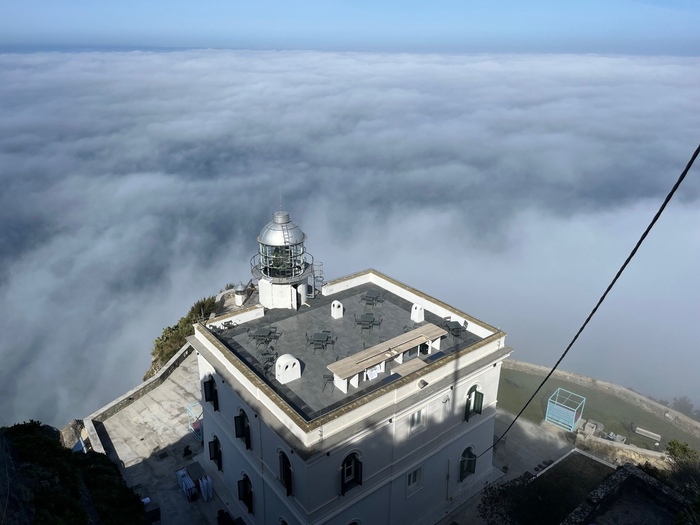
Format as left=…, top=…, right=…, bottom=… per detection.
left=331, top=300, right=343, bottom=319
left=410, top=304, right=425, bottom=323
left=234, top=282, right=246, bottom=307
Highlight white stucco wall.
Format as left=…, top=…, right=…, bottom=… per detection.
left=197, top=346, right=503, bottom=525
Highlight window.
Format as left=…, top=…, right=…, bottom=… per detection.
left=208, top=436, right=222, bottom=471
left=409, top=409, right=425, bottom=435
left=341, top=453, right=363, bottom=495
left=464, top=385, right=484, bottom=422
left=203, top=376, right=219, bottom=411
left=238, top=474, right=253, bottom=514
left=459, top=447, right=477, bottom=481
left=234, top=409, right=251, bottom=450
left=279, top=452, right=293, bottom=496
left=406, top=466, right=423, bottom=495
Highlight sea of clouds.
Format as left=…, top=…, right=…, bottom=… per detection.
left=1, top=50, right=698, bottom=427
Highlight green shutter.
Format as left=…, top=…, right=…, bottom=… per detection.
left=464, top=397, right=471, bottom=422
left=474, top=390, right=484, bottom=414
left=459, top=449, right=477, bottom=481
left=467, top=451, right=477, bottom=475
left=212, top=389, right=219, bottom=412
left=234, top=415, right=244, bottom=437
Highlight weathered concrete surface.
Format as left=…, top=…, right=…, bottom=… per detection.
left=99, top=352, right=235, bottom=525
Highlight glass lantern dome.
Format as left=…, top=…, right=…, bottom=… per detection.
left=251, top=211, right=314, bottom=282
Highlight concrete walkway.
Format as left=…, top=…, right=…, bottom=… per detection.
left=99, top=352, right=235, bottom=524
left=435, top=410, right=573, bottom=525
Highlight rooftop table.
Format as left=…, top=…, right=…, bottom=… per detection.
left=445, top=320, right=464, bottom=336
left=310, top=331, right=334, bottom=354
left=250, top=326, right=279, bottom=347
left=361, top=290, right=384, bottom=306
left=355, top=312, right=381, bottom=331
left=327, top=323, right=447, bottom=382
left=312, top=332, right=331, bottom=343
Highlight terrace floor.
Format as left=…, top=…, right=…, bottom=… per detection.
left=97, top=352, right=240, bottom=525
left=211, top=283, right=482, bottom=421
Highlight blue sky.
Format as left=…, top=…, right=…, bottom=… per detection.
left=1, top=0, right=699, bottom=54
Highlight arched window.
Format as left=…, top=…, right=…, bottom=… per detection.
left=234, top=409, right=251, bottom=450
left=340, top=453, right=363, bottom=495
left=203, top=375, right=219, bottom=411
left=238, top=474, right=253, bottom=514
left=459, top=446, right=477, bottom=481
left=208, top=435, right=222, bottom=471
left=279, top=451, right=293, bottom=496
left=464, top=385, right=484, bottom=422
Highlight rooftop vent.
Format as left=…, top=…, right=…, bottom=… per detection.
left=275, top=354, right=301, bottom=385
left=331, top=300, right=344, bottom=319
left=411, top=304, right=425, bottom=323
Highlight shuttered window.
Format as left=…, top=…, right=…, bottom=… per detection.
left=464, top=385, right=483, bottom=422
left=238, top=475, right=253, bottom=514
left=340, top=453, right=363, bottom=495
left=208, top=437, right=222, bottom=471
left=234, top=411, right=251, bottom=450
left=459, top=447, right=477, bottom=481
left=279, top=452, right=293, bottom=496
left=203, top=377, right=219, bottom=411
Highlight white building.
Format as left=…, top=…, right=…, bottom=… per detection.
left=191, top=211, right=512, bottom=525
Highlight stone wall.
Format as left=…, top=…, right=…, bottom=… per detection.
left=561, top=464, right=691, bottom=525
left=575, top=433, right=668, bottom=470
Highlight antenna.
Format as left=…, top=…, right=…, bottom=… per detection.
left=279, top=188, right=282, bottom=211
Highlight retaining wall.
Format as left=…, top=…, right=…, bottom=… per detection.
left=575, top=433, right=668, bottom=470
left=83, top=343, right=194, bottom=455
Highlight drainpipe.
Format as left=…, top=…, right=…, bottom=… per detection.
left=446, top=459, right=451, bottom=501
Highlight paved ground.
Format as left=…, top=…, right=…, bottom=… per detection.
left=435, top=411, right=574, bottom=525
left=99, top=352, right=237, bottom=525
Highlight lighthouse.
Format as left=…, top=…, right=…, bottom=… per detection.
left=250, top=211, right=315, bottom=309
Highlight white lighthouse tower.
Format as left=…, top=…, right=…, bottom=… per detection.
left=250, top=211, right=315, bottom=310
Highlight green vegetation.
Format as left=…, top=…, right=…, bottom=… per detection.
left=641, top=441, right=700, bottom=523
left=498, top=367, right=700, bottom=451
left=647, top=394, right=700, bottom=423
left=144, top=295, right=217, bottom=380
left=1, top=421, right=145, bottom=525
left=478, top=452, right=613, bottom=524
left=667, top=439, right=700, bottom=465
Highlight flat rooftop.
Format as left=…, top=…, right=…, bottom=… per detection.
left=208, top=282, right=483, bottom=422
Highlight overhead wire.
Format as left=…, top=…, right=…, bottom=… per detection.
left=479, top=142, right=700, bottom=460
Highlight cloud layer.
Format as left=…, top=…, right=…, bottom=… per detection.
left=1, top=50, right=698, bottom=426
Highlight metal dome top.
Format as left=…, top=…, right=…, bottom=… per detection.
left=257, top=211, right=307, bottom=247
